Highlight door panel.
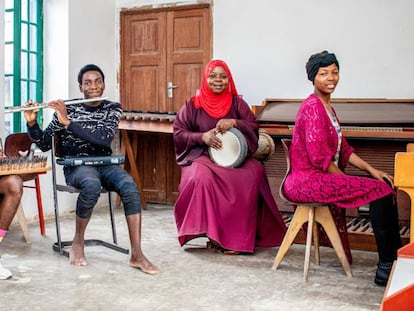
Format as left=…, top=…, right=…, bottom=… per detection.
left=171, top=64, right=203, bottom=113
left=129, top=66, right=159, bottom=112
left=121, top=12, right=166, bottom=112
left=136, top=132, right=166, bottom=202
left=167, top=8, right=211, bottom=112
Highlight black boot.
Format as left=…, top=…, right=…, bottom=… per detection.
left=375, top=261, right=394, bottom=286
left=370, top=195, right=401, bottom=286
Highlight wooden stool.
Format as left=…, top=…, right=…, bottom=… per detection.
left=272, top=139, right=352, bottom=281
left=272, top=203, right=352, bottom=281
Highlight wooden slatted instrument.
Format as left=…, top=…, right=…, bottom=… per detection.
left=0, top=155, right=50, bottom=176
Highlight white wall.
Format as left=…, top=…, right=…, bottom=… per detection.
left=4, top=0, right=414, bottom=222
left=67, top=0, right=117, bottom=101
left=212, top=0, right=414, bottom=105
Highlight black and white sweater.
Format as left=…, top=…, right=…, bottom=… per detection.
left=28, top=99, right=122, bottom=157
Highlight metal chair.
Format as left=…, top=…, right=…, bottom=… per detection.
left=272, top=139, right=352, bottom=281
left=50, top=133, right=129, bottom=257
left=4, top=133, right=46, bottom=236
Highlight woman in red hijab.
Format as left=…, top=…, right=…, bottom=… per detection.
left=173, top=60, right=286, bottom=254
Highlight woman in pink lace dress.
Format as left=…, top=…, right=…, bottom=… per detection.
left=283, top=51, right=402, bottom=286
left=173, top=60, right=286, bottom=255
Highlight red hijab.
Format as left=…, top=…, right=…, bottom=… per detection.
left=193, top=59, right=238, bottom=118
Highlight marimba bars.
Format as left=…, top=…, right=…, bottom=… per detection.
left=0, top=155, right=49, bottom=176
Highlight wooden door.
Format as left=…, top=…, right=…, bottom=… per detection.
left=120, top=4, right=212, bottom=204
left=120, top=4, right=212, bottom=112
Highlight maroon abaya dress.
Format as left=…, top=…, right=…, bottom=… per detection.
left=173, top=96, right=287, bottom=252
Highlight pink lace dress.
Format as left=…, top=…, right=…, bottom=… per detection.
left=283, top=94, right=394, bottom=263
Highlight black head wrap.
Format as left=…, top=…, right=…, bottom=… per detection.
left=305, top=51, right=339, bottom=83
left=77, top=64, right=105, bottom=84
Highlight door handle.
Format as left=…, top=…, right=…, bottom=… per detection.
left=167, top=82, right=179, bottom=98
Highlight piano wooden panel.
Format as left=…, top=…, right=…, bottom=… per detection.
left=255, top=98, right=414, bottom=250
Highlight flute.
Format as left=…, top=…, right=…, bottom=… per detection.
left=4, top=97, right=109, bottom=113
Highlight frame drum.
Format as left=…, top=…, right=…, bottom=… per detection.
left=209, top=127, right=248, bottom=168
left=252, top=132, right=275, bottom=162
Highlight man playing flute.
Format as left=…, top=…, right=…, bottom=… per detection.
left=24, top=64, right=159, bottom=274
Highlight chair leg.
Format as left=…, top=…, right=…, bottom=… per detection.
left=51, top=138, right=64, bottom=255
left=312, top=220, right=320, bottom=265
left=315, top=206, right=352, bottom=278
left=108, top=192, right=118, bottom=244
left=16, top=204, right=32, bottom=244
left=272, top=205, right=311, bottom=270
left=34, top=177, right=46, bottom=235
left=303, top=206, right=315, bottom=282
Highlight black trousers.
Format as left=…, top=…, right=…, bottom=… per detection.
left=370, top=194, right=403, bottom=263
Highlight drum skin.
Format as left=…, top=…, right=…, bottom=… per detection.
left=209, top=128, right=248, bottom=168
left=251, top=132, right=275, bottom=162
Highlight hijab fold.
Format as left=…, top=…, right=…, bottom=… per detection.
left=193, top=60, right=238, bottom=118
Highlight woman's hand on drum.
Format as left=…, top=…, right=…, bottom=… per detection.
left=202, top=129, right=222, bottom=150
left=216, top=119, right=237, bottom=133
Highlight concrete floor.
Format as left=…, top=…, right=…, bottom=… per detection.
left=0, top=204, right=386, bottom=311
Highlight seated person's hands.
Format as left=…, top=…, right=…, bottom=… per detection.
left=48, top=100, right=70, bottom=127
left=24, top=100, right=40, bottom=126
left=202, top=128, right=222, bottom=150
left=371, top=168, right=394, bottom=188
left=216, top=118, right=237, bottom=133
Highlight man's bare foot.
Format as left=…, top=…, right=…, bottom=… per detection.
left=69, top=242, right=88, bottom=266
left=129, top=255, right=159, bottom=275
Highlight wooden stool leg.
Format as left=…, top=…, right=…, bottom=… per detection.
left=272, top=205, right=310, bottom=270
left=16, top=204, right=32, bottom=244
left=312, top=221, right=320, bottom=265
left=316, top=206, right=352, bottom=277
left=303, top=206, right=315, bottom=282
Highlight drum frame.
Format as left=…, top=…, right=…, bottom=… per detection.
left=208, top=127, right=248, bottom=168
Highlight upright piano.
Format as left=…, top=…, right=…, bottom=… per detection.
left=253, top=98, right=414, bottom=250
